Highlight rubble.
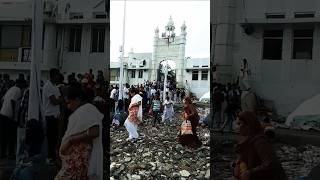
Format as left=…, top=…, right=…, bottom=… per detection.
left=213, top=139, right=320, bottom=179
left=110, top=109, right=210, bottom=179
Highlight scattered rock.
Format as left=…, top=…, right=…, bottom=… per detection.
left=110, top=107, right=210, bottom=179
left=205, top=169, right=210, bottom=179
left=142, top=152, right=152, bottom=157
left=179, top=170, right=190, bottom=177
left=131, top=174, right=141, bottom=180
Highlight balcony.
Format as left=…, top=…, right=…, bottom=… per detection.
left=0, top=47, right=32, bottom=70
left=0, top=48, right=19, bottom=62
left=0, top=47, right=31, bottom=62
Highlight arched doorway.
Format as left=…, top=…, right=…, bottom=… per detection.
left=157, top=59, right=176, bottom=90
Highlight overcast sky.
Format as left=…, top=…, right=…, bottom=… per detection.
left=110, top=0, right=210, bottom=62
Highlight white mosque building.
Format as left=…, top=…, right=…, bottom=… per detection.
left=110, top=17, right=210, bottom=98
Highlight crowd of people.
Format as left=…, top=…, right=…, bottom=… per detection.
left=210, top=76, right=287, bottom=179
left=0, top=68, right=108, bottom=180
left=110, top=80, right=205, bottom=152
left=0, top=66, right=289, bottom=179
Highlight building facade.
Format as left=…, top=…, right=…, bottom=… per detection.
left=0, top=0, right=110, bottom=80
left=111, top=17, right=210, bottom=98
left=212, top=0, right=320, bottom=115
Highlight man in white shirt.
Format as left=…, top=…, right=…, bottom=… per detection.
left=123, top=84, right=129, bottom=112
left=151, top=87, right=156, bottom=98
left=110, top=86, right=118, bottom=113
left=42, top=68, right=63, bottom=163
left=241, top=88, right=257, bottom=113
left=0, top=79, right=24, bottom=158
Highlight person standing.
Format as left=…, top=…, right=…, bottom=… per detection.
left=241, top=88, right=257, bottom=113
left=109, top=86, right=117, bottom=113
left=162, top=96, right=174, bottom=124
left=55, top=83, right=103, bottom=180
left=178, top=97, right=202, bottom=150
left=0, top=79, right=24, bottom=158
left=150, top=86, right=156, bottom=99
left=176, top=89, right=181, bottom=103
left=123, top=84, right=130, bottom=112
left=151, top=93, right=161, bottom=127
left=232, top=111, right=287, bottom=180
left=42, top=68, right=64, bottom=164
left=124, top=88, right=142, bottom=142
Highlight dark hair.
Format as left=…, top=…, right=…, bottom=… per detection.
left=66, top=82, right=87, bottom=102
left=15, top=79, right=26, bottom=88
left=238, top=111, right=263, bottom=136
left=129, top=88, right=139, bottom=94
left=184, top=96, right=192, bottom=104
left=49, top=68, right=60, bottom=79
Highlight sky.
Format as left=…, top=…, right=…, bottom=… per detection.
left=110, top=0, right=210, bottom=63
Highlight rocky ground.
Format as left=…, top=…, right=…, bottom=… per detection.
left=212, top=135, right=320, bottom=180
left=110, top=109, right=211, bottom=180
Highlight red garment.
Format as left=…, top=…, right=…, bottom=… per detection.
left=55, top=143, right=92, bottom=180
left=233, top=135, right=287, bottom=180
left=128, top=106, right=139, bottom=124
left=178, top=104, right=202, bottom=149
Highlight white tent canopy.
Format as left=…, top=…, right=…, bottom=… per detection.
left=285, top=94, right=320, bottom=127
left=199, top=91, right=210, bottom=102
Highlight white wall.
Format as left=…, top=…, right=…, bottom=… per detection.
left=57, top=0, right=105, bottom=19
left=242, top=0, right=320, bottom=20
left=61, top=24, right=109, bottom=76
left=184, top=70, right=210, bottom=98
left=231, top=21, right=320, bottom=115
left=127, top=69, right=148, bottom=85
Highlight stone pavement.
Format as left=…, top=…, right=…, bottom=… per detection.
left=110, top=110, right=211, bottom=180
left=212, top=130, right=320, bottom=180
left=0, top=158, right=58, bottom=180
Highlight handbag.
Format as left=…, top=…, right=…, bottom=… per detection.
left=181, top=120, right=193, bottom=135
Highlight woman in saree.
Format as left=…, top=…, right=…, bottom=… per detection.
left=232, top=111, right=287, bottom=180
left=124, top=88, right=142, bottom=143
left=55, top=83, right=103, bottom=180
left=178, top=96, right=202, bottom=150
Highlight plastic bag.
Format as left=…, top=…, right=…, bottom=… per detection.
left=181, top=120, right=193, bottom=135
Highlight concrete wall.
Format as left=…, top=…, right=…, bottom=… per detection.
left=127, top=69, right=149, bottom=85
left=0, top=1, right=32, bottom=20
left=184, top=70, right=210, bottom=98
left=60, top=24, right=109, bottom=76
left=242, top=0, right=320, bottom=21
left=231, top=18, right=320, bottom=115
left=57, top=0, right=105, bottom=19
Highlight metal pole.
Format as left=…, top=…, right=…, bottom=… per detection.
left=118, top=0, right=126, bottom=101
left=28, top=0, right=43, bottom=121
left=163, top=38, right=169, bottom=102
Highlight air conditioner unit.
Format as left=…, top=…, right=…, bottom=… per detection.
left=44, top=1, right=54, bottom=13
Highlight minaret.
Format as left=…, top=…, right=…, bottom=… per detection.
left=177, top=21, right=187, bottom=88
left=150, top=26, right=160, bottom=81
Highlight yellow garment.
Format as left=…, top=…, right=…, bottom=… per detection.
left=239, top=162, right=247, bottom=174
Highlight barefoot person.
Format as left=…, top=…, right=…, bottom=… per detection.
left=55, top=83, right=103, bottom=180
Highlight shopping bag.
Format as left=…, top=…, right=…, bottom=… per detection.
left=128, top=106, right=139, bottom=124
left=181, top=120, right=193, bottom=135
